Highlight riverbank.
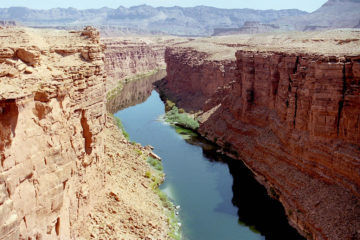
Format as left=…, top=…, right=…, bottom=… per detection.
left=156, top=30, right=360, bottom=240
left=104, top=70, right=181, bottom=239
left=115, top=90, right=305, bottom=240
left=75, top=114, right=173, bottom=239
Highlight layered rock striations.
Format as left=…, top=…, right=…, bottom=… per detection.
left=159, top=30, right=360, bottom=240
left=160, top=47, right=236, bottom=111
left=0, top=26, right=106, bottom=239
left=0, top=26, right=170, bottom=239
left=103, top=37, right=167, bottom=92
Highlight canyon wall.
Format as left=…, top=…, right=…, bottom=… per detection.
left=103, top=36, right=189, bottom=92
left=0, top=26, right=107, bottom=239
left=0, top=27, right=171, bottom=240
left=159, top=33, right=360, bottom=240
left=160, top=47, right=236, bottom=111
left=103, top=37, right=167, bottom=92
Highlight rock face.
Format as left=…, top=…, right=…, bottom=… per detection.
left=159, top=47, right=236, bottom=111
left=0, top=26, right=171, bottom=240
left=0, top=26, right=106, bottom=239
left=159, top=32, right=360, bottom=240
left=103, top=37, right=167, bottom=92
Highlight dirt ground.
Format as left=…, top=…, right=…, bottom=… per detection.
left=75, top=114, right=172, bottom=240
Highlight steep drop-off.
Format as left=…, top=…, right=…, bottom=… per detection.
left=103, top=36, right=188, bottom=92
left=104, top=37, right=164, bottom=92
left=0, top=26, right=106, bottom=239
left=157, top=30, right=360, bottom=240
left=0, top=27, right=171, bottom=239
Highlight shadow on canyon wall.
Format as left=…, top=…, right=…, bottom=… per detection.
left=108, top=73, right=305, bottom=240
left=185, top=135, right=305, bottom=240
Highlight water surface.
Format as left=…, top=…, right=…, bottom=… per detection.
left=114, top=87, right=305, bottom=240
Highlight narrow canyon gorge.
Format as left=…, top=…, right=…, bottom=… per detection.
left=0, top=24, right=359, bottom=240
left=157, top=30, right=360, bottom=240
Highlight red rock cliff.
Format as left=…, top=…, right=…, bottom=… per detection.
left=0, top=27, right=107, bottom=239
left=159, top=32, right=360, bottom=240
left=104, top=37, right=190, bottom=92
left=104, top=37, right=167, bottom=92
left=160, top=47, right=236, bottom=111
left=0, top=26, right=174, bottom=240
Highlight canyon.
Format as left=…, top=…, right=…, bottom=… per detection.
left=0, top=26, right=172, bottom=239
left=157, top=30, right=360, bottom=240
left=103, top=36, right=167, bottom=91
left=1, top=22, right=359, bottom=240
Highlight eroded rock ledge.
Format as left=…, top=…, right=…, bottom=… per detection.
left=0, top=27, right=170, bottom=239
left=158, top=30, right=360, bottom=240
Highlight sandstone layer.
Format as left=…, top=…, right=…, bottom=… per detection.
left=103, top=36, right=186, bottom=92
left=0, top=27, right=170, bottom=239
left=157, top=30, right=360, bottom=240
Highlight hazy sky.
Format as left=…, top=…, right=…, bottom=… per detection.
left=1, top=0, right=328, bottom=12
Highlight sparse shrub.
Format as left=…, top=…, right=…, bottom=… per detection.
left=165, top=99, right=176, bottom=112
left=145, top=171, right=151, bottom=178
left=135, top=148, right=142, bottom=156
left=114, top=116, right=130, bottom=140
left=147, top=156, right=163, bottom=171
left=165, top=106, right=199, bottom=130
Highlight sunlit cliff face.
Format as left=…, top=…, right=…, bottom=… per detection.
left=158, top=33, right=360, bottom=240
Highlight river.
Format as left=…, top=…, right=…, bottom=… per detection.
left=112, top=74, right=305, bottom=240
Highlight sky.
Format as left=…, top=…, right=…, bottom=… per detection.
left=0, top=0, right=328, bottom=12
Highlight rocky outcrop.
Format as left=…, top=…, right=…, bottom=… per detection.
left=213, top=21, right=282, bottom=36
left=0, top=26, right=171, bottom=240
left=0, top=26, right=106, bottom=239
left=159, top=34, right=360, bottom=240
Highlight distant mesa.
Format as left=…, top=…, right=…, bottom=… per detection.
left=0, top=20, right=16, bottom=27
left=0, top=0, right=359, bottom=36
left=274, top=0, right=360, bottom=31
left=213, top=21, right=284, bottom=36
left=0, top=5, right=307, bottom=36
left=355, top=20, right=360, bottom=28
